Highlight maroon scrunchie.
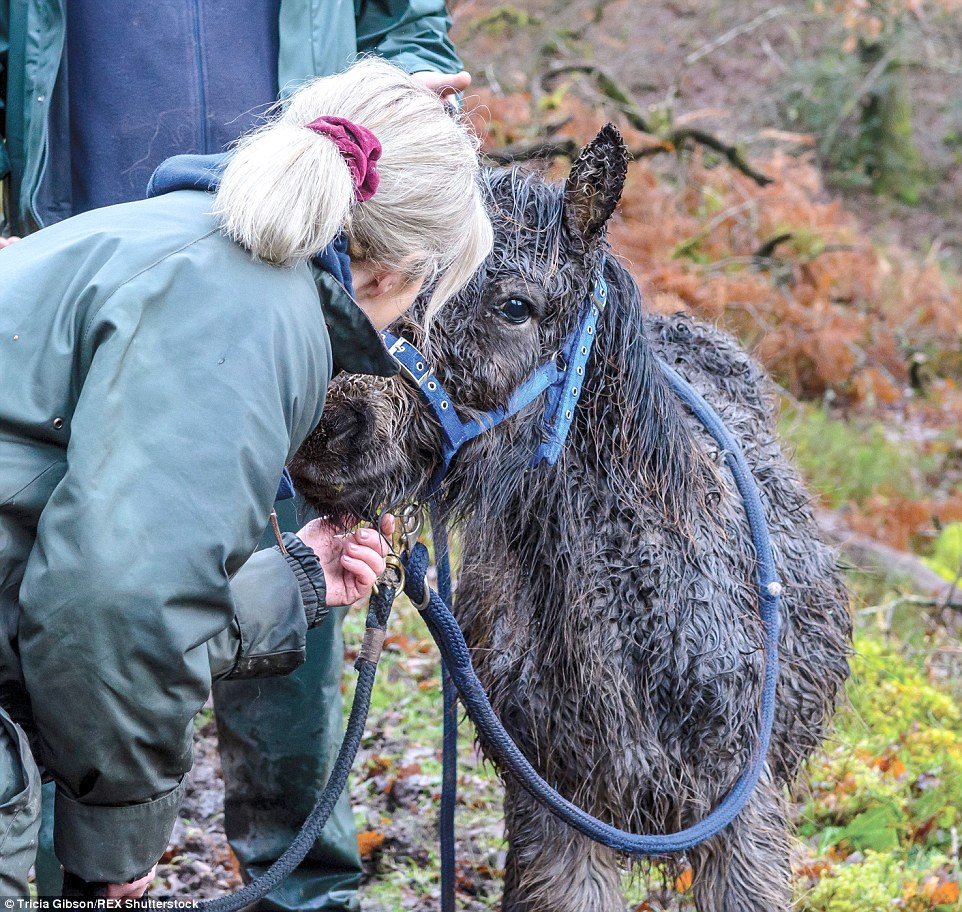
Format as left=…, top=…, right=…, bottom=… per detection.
left=304, top=115, right=382, bottom=202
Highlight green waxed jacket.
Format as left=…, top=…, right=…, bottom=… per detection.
left=0, top=0, right=461, bottom=234
left=0, top=188, right=397, bottom=883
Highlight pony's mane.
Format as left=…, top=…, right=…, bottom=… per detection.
left=441, top=167, right=712, bottom=538
left=590, top=257, right=713, bottom=525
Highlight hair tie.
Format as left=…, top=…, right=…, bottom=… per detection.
left=304, top=116, right=382, bottom=202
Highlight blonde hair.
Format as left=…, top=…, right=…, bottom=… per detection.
left=214, top=58, right=492, bottom=317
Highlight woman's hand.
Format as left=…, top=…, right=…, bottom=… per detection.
left=411, top=70, right=471, bottom=104
left=104, top=864, right=157, bottom=899
left=0, top=236, right=22, bottom=249
left=297, top=515, right=395, bottom=606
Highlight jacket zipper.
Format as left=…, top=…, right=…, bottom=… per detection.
left=190, top=0, right=209, bottom=153
left=28, top=0, right=67, bottom=229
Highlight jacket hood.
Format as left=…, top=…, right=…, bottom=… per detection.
left=147, top=153, right=397, bottom=379
left=147, top=152, right=229, bottom=196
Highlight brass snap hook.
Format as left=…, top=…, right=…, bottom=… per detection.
left=372, top=503, right=424, bottom=597
left=379, top=553, right=406, bottom=591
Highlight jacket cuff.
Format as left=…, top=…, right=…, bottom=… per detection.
left=54, top=778, right=186, bottom=883
left=281, top=532, right=328, bottom=628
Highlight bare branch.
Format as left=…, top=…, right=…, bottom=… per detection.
left=501, top=64, right=773, bottom=185
left=863, top=594, right=962, bottom=614
left=683, top=6, right=788, bottom=66
left=484, top=140, right=668, bottom=164
left=483, top=139, right=580, bottom=164
left=669, top=128, right=774, bottom=186
left=753, top=232, right=794, bottom=259
left=816, top=508, right=960, bottom=602
left=539, top=63, right=652, bottom=132
left=941, top=562, right=962, bottom=612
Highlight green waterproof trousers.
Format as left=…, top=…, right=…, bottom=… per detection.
left=212, top=610, right=361, bottom=911
left=210, top=499, right=361, bottom=911
left=0, top=706, right=41, bottom=897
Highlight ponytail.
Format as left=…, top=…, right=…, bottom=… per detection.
left=214, top=58, right=493, bottom=320
left=215, top=122, right=355, bottom=265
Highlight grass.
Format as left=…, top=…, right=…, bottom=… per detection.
left=777, top=402, right=932, bottom=507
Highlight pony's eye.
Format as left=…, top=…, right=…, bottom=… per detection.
left=497, top=297, right=532, bottom=324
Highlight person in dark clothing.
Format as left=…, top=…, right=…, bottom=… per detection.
left=1, top=0, right=470, bottom=234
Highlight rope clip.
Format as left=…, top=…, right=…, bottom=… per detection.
left=398, top=503, right=426, bottom=554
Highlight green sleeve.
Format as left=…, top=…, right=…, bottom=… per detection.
left=355, top=0, right=463, bottom=74
left=16, top=266, right=326, bottom=883
left=208, top=537, right=329, bottom=681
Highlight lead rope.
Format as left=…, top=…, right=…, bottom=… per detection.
left=406, top=354, right=781, bottom=870
left=430, top=502, right=458, bottom=912
left=198, top=584, right=397, bottom=912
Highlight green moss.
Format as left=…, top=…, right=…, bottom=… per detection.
left=462, top=5, right=538, bottom=39
left=923, top=522, right=962, bottom=582
left=800, top=850, right=955, bottom=912
left=797, top=628, right=962, bottom=910
left=778, top=405, right=929, bottom=507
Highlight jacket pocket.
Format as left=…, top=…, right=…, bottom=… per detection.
left=0, top=459, right=65, bottom=509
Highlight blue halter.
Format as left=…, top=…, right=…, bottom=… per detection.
left=381, top=264, right=609, bottom=491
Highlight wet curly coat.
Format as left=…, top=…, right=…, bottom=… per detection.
left=291, top=126, right=852, bottom=912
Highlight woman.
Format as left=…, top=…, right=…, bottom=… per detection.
left=0, top=59, right=492, bottom=898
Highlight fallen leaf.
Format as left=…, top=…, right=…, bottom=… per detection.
left=931, top=880, right=961, bottom=905
left=357, top=830, right=386, bottom=857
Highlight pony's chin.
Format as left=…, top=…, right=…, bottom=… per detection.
left=286, top=474, right=373, bottom=526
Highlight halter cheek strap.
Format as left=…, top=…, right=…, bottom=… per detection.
left=381, top=261, right=609, bottom=493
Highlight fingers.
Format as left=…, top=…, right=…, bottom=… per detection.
left=343, top=538, right=387, bottom=574
left=380, top=513, right=396, bottom=539
left=340, top=553, right=379, bottom=589
left=0, top=236, right=22, bottom=249
left=352, top=524, right=392, bottom=556
left=105, top=864, right=157, bottom=899
left=411, top=70, right=471, bottom=98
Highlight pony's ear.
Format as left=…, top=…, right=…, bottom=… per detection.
left=563, top=123, right=629, bottom=244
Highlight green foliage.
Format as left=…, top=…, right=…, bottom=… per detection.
left=801, top=850, right=957, bottom=912
left=778, top=404, right=928, bottom=507
left=782, top=43, right=926, bottom=203
left=798, top=634, right=962, bottom=911
left=923, top=522, right=962, bottom=581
